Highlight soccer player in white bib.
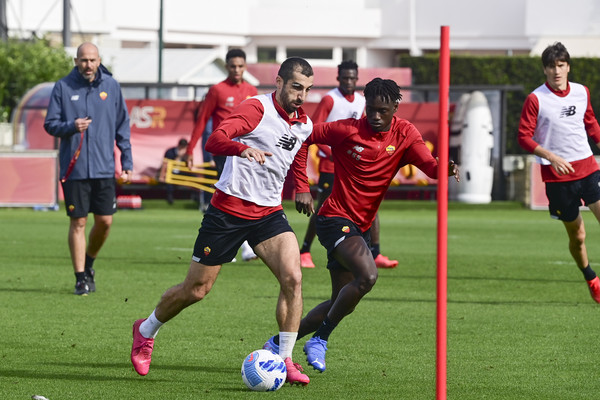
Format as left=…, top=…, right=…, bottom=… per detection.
left=518, top=42, right=600, bottom=303
left=264, top=78, right=459, bottom=372
left=131, top=57, right=314, bottom=386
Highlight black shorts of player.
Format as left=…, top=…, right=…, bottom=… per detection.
left=192, top=204, right=293, bottom=266
left=317, top=172, right=334, bottom=196
left=315, top=215, right=371, bottom=271
left=545, top=170, right=600, bottom=222
left=61, top=178, right=117, bottom=218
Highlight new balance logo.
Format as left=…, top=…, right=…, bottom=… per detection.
left=276, top=134, right=297, bottom=151
left=560, top=105, right=577, bottom=118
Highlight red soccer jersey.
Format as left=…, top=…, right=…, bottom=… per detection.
left=187, top=78, right=257, bottom=155
left=293, top=116, right=438, bottom=232
left=310, top=90, right=364, bottom=174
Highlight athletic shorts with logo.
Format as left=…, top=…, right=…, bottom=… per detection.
left=545, top=170, right=600, bottom=222
left=317, top=172, right=334, bottom=196
left=61, top=178, right=117, bottom=218
left=316, top=215, right=371, bottom=271
left=192, top=205, right=293, bottom=265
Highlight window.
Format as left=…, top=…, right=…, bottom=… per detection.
left=257, top=47, right=277, bottom=63
left=287, top=48, right=333, bottom=60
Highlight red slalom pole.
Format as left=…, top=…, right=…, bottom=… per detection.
left=436, top=25, right=450, bottom=400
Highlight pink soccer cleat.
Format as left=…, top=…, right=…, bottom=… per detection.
left=374, top=254, right=399, bottom=269
left=300, top=252, right=315, bottom=268
left=284, top=357, right=310, bottom=386
left=587, top=277, right=600, bottom=303
left=131, top=319, right=154, bottom=376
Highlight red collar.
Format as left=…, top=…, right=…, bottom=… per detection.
left=271, top=92, right=308, bottom=125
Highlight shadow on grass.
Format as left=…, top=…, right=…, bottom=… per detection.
left=1, top=361, right=238, bottom=383
left=0, top=367, right=171, bottom=383
left=41, top=361, right=237, bottom=374
left=0, top=286, right=64, bottom=295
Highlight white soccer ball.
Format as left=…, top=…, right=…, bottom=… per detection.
left=241, top=349, right=287, bottom=391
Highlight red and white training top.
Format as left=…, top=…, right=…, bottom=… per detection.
left=292, top=116, right=438, bottom=232
left=518, top=81, right=600, bottom=182
left=187, top=78, right=257, bottom=156
left=311, top=88, right=366, bottom=174
left=205, top=92, right=313, bottom=219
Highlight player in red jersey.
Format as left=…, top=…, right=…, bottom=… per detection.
left=131, top=57, right=314, bottom=385
left=518, top=42, right=600, bottom=303
left=264, top=78, right=459, bottom=372
left=299, top=60, right=398, bottom=269
left=186, top=48, right=258, bottom=260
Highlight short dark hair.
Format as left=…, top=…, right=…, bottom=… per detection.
left=541, top=42, right=570, bottom=68
left=277, top=57, right=313, bottom=83
left=178, top=138, right=188, bottom=147
left=364, top=78, right=402, bottom=104
left=226, top=49, right=246, bottom=62
left=338, top=60, right=358, bottom=75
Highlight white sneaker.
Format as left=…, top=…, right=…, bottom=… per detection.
left=241, top=241, right=258, bottom=261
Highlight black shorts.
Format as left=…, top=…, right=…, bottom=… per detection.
left=317, top=172, right=334, bottom=195
left=192, top=205, right=293, bottom=265
left=316, top=215, right=371, bottom=271
left=545, top=170, right=600, bottom=222
left=61, top=178, right=117, bottom=218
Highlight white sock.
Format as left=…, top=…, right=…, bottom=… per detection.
left=278, top=331, right=298, bottom=360
left=139, top=310, right=163, bottom=339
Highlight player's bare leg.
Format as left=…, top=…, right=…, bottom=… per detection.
left=255, top=232, right=309, bottom=386
left=84, top=214, right=112, bottom=292
left=563, top=210, right=600, bottom=302
left=304, top=236, right=377, bottom=372
left=68, top=216, right=88, bottom=274
left=371, top=213, right=398, bottom=268
left=131, top=262, right=222, bottom=375
left=87, top=214, right=112, bottom=258
left=68, top=216, right=89, bottom=294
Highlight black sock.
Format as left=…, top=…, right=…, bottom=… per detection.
left=300, top=242, right=311, bottom=254
left=85, top=254, right=95, bottom=271
left=75, top=272, right=86, bottom=282
left=273, top=335, right=279, bottom=345
left=371, top=244, right=380, bottom=258
left=313, top=317, right=337, bottom=342
left=582, top=265, right=597, bottom=281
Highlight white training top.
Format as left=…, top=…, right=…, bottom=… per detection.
left=325, top=88, right=366, bottom=122
left=216, top=93, right=313, bottom=206
left=533, top=82, right=592, bottom=164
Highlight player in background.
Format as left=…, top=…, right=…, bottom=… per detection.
left=518, top=42, right=600, bottom=303
left=264, top=78, right=459, bottom=372
left=131, top=57, right=314, bottom=386
left=44, top=42, right=132, bottom=296
left=186, top=48, right=258, bottom=261
left=299, top=61, right=398, bottom=269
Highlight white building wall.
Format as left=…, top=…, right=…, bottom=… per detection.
left=6, top=0, right=600, bottom=67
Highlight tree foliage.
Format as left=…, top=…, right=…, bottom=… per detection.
left=0, top=37, right=72, bottom=122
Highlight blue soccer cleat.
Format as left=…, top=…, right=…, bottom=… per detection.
left=262, top=336, right=279, bottom=355
left=303, top=336, right=327, bottom=372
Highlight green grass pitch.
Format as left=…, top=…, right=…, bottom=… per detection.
left=1, top=199, right=599, bottom=399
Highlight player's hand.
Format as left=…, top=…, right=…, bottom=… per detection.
left=75, top=116, right=92, bottom=133
left=550, top=156, right=574, bottom=176
left=295, top=192, right=314, bottom=216
left=449, top=160, right=460, bottom=182
left=120, top=170, right=133, bottom=183
left=186, top=155, right=194, bottom=168
left=240, top=147, right=273, bottom=165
